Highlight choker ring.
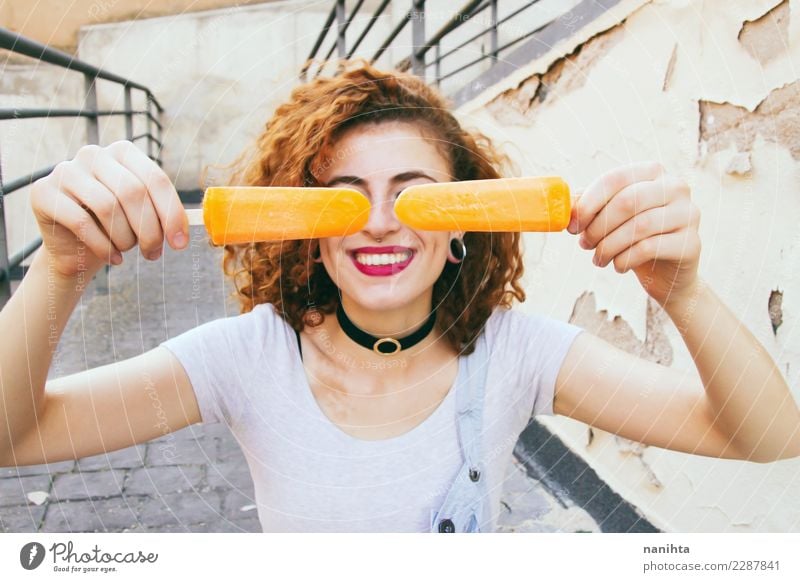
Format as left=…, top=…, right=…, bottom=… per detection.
left=336, top=303, right=437, bottom=355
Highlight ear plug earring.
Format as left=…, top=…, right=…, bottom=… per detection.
left=447, top=237, right=466, bottom=264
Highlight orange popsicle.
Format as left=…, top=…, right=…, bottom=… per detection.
left=394, top=176, right=571, bottom=232
left=186, top=186, right=370, bottom=244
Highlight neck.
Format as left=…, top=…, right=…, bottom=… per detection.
left=338, top=294, right=434, bottom=338
left=322, top=294, right=439, bottom=366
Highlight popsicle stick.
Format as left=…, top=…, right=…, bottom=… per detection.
left=186, top=208, right=203, bottom=226
left=394, top=176, right=571, bottom=232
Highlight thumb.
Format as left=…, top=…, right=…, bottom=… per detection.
left=567, top=188, right=583, bottom=234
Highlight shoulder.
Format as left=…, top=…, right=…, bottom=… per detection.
left=234, top=302, right=291, bottom=335
left=176, top=302, right=289, bottom=343
left=484, top=304, right=550, bottom=336
left=484, top=304, right=583, bottom=351
left=229, top=302, right=284, bottom=323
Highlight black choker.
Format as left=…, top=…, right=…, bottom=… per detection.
left=336, top=303, right=437, bottom=355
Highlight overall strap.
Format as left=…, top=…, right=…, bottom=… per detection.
left=455, top=331, right=489, bottom=490
left=430, top=329, right=491, bottom=533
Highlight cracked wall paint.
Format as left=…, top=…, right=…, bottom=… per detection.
left=569, top=291, right=673, bottom=367
left=699, top=81, right=800, bottom=160
left=457, top=0, right=800, bottom=532
left=662, top=44, right=678, bottom=91
left=738, top=0, right=790, bottom=65
left=485, top=25, right=626, bottom=127
left=769, top=289, right=784, bottom=334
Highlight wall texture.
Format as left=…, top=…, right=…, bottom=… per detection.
left=458, top=0, right=800, bottom=532
left=0, top=0, right=281, bottom=52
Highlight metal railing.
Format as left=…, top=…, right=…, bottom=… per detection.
left=300, top=0, right=619, bottom=104
left=0, top=27, right=164, bottom=305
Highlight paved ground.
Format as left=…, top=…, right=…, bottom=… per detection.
left=0, top=207, right=599, bottom=533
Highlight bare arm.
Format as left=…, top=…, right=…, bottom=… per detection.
left=0, top=141, right=195, bottom=466
left=554, top=318, right=800, bottom=463
left=558, top=161, right=800, bottom=463
left=0, top=251, right=199, bottom=466
left=0, top=247, right=99, bottom=457
left=5, top=343, right=200, bottom=467
left=660, top=278, right=800, bottom=462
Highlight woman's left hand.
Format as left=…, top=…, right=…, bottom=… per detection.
left=567, top=161, right=702, bottom=307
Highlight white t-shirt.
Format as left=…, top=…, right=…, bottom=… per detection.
left=159, top=302, right=583, bottom=532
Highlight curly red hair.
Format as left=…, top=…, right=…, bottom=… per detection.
left=219, top=60, right=527, bottom=355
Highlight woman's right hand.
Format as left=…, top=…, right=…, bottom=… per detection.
left=30, top=140, right=189, bottom=280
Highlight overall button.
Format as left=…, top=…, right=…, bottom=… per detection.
left=438, top=519, right=455, bottom=533
left=469, top=467, right=481, bottom=482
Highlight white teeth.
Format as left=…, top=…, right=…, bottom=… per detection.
left=354, top=251, right=411, bottom=266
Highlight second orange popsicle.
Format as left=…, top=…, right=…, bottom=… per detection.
left=394, top=176, right=571, bottom=232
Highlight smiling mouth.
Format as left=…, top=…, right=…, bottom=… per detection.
left=347, top=249, right=415, bottom=275
left=351, top=250, right=414, bottom=266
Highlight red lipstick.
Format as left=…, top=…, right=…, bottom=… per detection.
left=349, top=246, right=415, bottom=277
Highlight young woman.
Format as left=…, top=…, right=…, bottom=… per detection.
left=1, top=62, right=798, bottom=533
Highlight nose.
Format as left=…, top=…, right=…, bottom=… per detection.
left=362, top=192, right=402, bottom=240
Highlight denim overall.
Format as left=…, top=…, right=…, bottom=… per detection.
left=429, top=331, right=491, bottom=533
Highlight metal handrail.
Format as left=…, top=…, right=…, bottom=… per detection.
left=0, top=108, right=162, bottom=129
left=422, top=2, right=495, bottom=68
left=300, top=0, right=614, bottom=98
left=0, top=26, right=164, bottom=304
left=394, top=0, right=486, bottom=73
left=0, top=28, right=162, bottom=111
left=300, top=4, right=338, bottom=79
left=1, top=165, right=56, bottom=197
left=435, top=16, right=551, bottom=84
left=371, top=0, right=425, bottom=65
left=321, top=0, right=367, bottom=64
left=131, top=133, right=163, bottom=148
left=346, top=0, right=392, bottom=59
left=411, top=0, right=485, bottom=62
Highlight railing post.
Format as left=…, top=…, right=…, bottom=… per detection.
left=84, top=74, right=99, bottom=144
left=411, top=0, right=426, bottom=78
left=490, top=0, right=498, bottom=63
left=156, top=96, right=163, bottom=166
left=146, top=93, right=154, bottom=161
left=124, top=85, right=133, bottom=141
left=0, top=144, right=10, bottom=305
left=434, top=42, right=441, bottom=87
left=336, top=0, right=346, bottom=57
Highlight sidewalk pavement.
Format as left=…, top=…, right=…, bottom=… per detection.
left=0, top=209, right=599, bottom=533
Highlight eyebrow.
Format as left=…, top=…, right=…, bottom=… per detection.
left=322, top=171, right=438, bottom=188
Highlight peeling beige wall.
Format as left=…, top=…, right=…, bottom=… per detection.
left=458, top=0, right=800, bottom=532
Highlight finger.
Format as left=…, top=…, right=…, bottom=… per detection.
left=107, top=140, right=188, bottom=251
left=55, top=163, right=138, bottom=254
left=571, top=161, right=665, bottom=235
left=567, top=189, right=583, bottom=234
left=82, top=148, right=165, bottom=260
left=592, top=201, right=692, bottom=268
left=49, top=190, right=122, bottom=265
left=610, top=230, right=701, bottom=274
left=580, top=175, right=687, bottom=249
